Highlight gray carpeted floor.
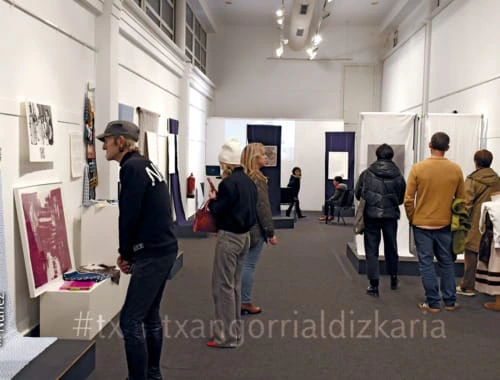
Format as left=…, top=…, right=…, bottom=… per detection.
left=89, top=214, right=500, bottom=380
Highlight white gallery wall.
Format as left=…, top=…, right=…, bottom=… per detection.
left=427, top=0, right=500, bottom=172
left=0, top=0, right=213, bottom=335
left=206, top=118, right=343, bottom=211
left=0, top=0, right=97, bottom=334
left=381, top=27, right=425, bottom=112
left=208, top=24, right=382, bottom=119
left=116, top=3, right=213, bottom=216
left=381, top=0, right=500, bottom=172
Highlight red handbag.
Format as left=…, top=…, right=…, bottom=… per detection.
left=193, top=199, right=217, bottom=233
left=193, top=178, right=218, bottom=233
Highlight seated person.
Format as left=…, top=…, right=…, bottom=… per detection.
left=319, top=176, right=348, bottom=221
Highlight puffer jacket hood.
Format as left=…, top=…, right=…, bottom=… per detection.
left=368, top=159, right=403, bottom=180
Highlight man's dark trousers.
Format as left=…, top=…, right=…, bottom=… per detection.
left=120, top=251, right=177, bottom=380
left=363, top=217, right=399, bottom=280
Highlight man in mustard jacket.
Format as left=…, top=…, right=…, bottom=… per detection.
left=404, top=132, right=465, bottom=312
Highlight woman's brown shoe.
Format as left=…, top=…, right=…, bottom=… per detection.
left=241, top=303, right=262, bottom=315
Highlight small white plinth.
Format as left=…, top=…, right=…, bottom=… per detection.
left=40, top=274, right=130, bottom=340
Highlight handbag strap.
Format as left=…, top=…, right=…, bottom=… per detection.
left=207, top=177, right=217, bottom=193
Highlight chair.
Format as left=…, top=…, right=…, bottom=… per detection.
left=333, top=189, right=354, bottom=225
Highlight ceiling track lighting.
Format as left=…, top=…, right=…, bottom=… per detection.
left=275, top=0, right=286, bottom=58
left=274, top=0, right=333, bottom=60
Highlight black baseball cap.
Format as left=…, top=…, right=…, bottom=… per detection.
left=96, top=120, right=140, bottom=142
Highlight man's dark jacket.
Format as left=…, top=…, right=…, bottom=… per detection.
left=119, top=151, right=178, bottom=261
left=355, top=159, right=406, bottom=219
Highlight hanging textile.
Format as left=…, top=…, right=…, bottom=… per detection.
left=83, top=83, right=97, bottom=202
left=137, top=107, right=160, bottom=158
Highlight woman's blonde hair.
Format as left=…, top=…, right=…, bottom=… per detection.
left=220, top=163, right=239, bottom=178
left=241, top=143, right=267, bottom=183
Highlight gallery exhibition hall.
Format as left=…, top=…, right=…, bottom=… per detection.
left=0, top=0, right=499, bottom=379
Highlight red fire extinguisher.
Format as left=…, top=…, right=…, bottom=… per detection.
left=187, top=173, right=195, bottom=198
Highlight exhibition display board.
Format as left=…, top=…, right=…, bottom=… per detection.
left=354, top=113, right=417, bottom=257
left=423, top=113, right=484, bottom=175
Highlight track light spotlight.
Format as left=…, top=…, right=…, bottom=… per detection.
left=276, top=45, right=284, bottom=57
left=312, top=34, right=322, bottom=45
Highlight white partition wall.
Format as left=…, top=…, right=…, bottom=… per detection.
left=423, top=114, right=484, bottom=176
left=355, top=113, right=417, bottom=257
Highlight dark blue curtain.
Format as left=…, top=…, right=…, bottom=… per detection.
left=325, top=132, right=355, bottom=200
left=168, top=118, right=189, bottom=225
left=247, top=125, right=282, bottom=216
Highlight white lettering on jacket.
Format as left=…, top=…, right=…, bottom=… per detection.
left=145, top=163, right=165, bottom=187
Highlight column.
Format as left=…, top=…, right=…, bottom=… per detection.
left=95, top=0, right=121, bottom=199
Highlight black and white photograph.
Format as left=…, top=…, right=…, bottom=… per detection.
left=25, top=101, right=55, bottom=162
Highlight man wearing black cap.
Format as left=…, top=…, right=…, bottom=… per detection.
left=97, top=120, right=178, bottom=380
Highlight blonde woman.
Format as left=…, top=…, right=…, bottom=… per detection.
left=240, top=143, right=278, bottom=314
left=207, top=138, right=257, bottom=348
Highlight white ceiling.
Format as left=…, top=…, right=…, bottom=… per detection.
left=205, top=0, right=399, bottom=28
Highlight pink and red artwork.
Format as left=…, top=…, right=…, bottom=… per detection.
left=15, top=183, right=73, bottom=297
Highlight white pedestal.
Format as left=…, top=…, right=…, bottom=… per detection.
left=39, top=203, right=129, bottom=340
left=40, top=275, right=130, bottom=340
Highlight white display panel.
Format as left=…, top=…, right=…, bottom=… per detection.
left=423, top=114, right=483, bottom=177
left=355, top=113, right=417, bottom=257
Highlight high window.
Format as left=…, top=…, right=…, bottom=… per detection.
left=185, top=4, right=207, bottom=73
left=134, top=0, right=176, bottom=40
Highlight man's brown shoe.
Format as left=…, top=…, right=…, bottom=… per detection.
left=418, top=303, right=441, bottom=313
left=444, top=303, right=460, bottom=311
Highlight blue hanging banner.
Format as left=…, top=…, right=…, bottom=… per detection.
left=247, top=125, right=282, bottom=216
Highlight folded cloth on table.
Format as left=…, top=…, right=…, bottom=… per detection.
left=63, top=270, right=110, bottom=282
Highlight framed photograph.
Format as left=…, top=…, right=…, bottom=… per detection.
left=14, top=183, right=74, bottom=298
left=264, top=145, right=278, bottom=167
left=25, top=101, right=55, bottom=162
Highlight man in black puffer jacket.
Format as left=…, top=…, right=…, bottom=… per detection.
left=355, top=144, right=406, bottom=297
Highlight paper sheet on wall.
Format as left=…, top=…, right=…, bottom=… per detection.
left=70, top=132, right=83, bottom=178
left=146, top=131, right=159, bottom=167
left=168, top=134, right=176, bottom=174
left=157, top=135, right=167, bottom=178
left=328, top=152, right=349, bottom=179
